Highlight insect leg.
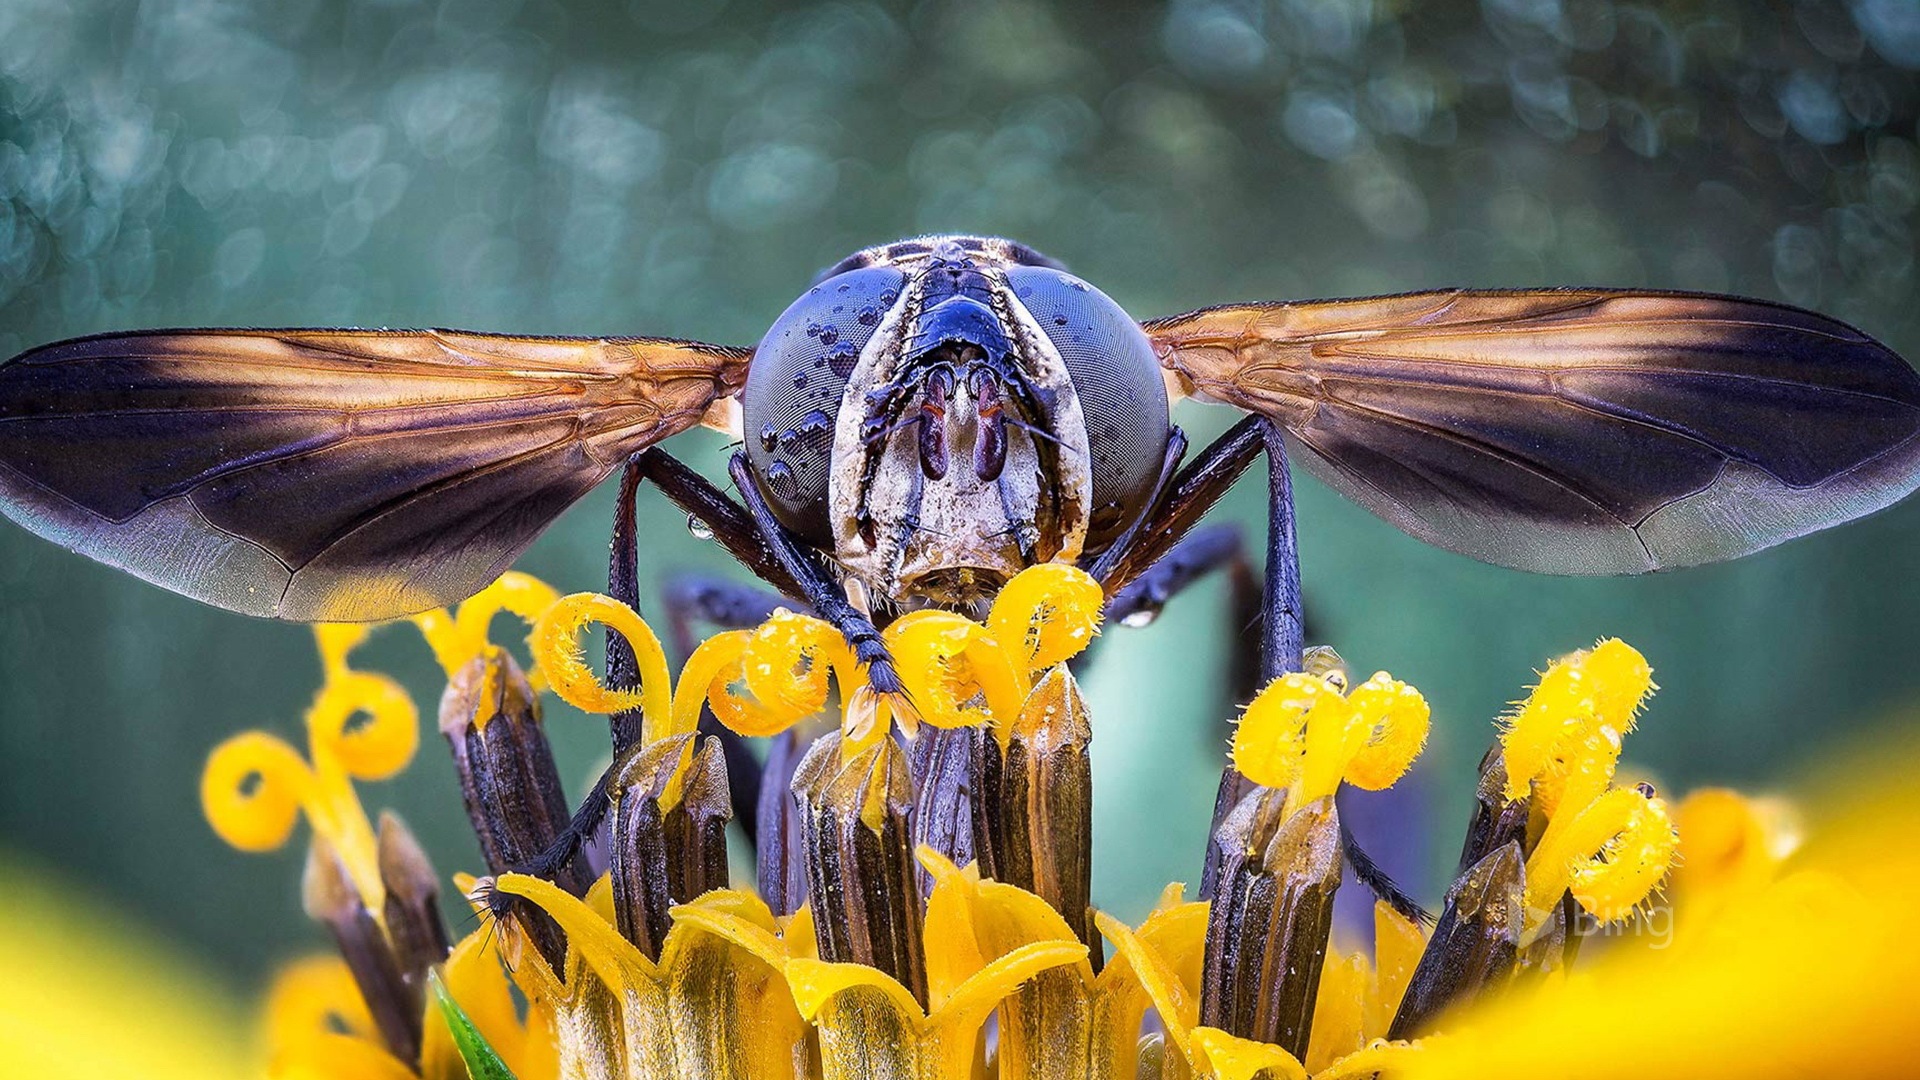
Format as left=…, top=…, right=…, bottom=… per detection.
left=1094, top=522, right=1263, bottom=707
left=1087, top=416, right=1265, bottom=595
left=723, top=453, right=907, bottom=695
left=509, top=451, right=803, bottom=890
left=633, top=448, right=807, bottom=601
left=1088, top=418, right=1425, bottom=918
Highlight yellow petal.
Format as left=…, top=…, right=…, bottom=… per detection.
left=785, top=957, right=926, bottom=1023
left=494, top=872, right=660, bottom=988
left=0, top=856, right=250, bottom=1080
left=1097, top=910, right=1200, bottom=1058
left=1188, top=1025, right=1308, bottom=1080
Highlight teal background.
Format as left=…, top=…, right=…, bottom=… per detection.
left=2, top=0, right=1918, bottom=997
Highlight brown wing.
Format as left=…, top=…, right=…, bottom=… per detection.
left=0, top=328, right=750, bottom=619
left=1145, top=290, right=1920, bottom=573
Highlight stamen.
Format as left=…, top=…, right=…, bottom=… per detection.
left=302, top=838, right=421, bottom=1065
left=438, top=649, right=588, bottom=890
left=375, top=812, right=451, bottom=1003
left=792, top=732, right=928, bottom=1006
left=1199, top=793, right=1343, bottom=1057
left=1387, top=841, right=1524, bottom=1039
left=972, top=665, right=1099, bottom=962
left=607, top=732, right=732, bottom=960
left=438, top=648, right=584, bottom=967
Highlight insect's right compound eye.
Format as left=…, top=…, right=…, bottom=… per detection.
left=741, top=265, right=907, bottom=545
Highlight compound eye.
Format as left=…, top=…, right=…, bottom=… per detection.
left=741, top=265, right=907, bottom=545
left=1005, top=266, right=1170, bottom=551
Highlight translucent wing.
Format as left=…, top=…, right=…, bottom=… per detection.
left=1146, top=290, right=1920, bottom=573
left=0, top=328, right=750, bottom=619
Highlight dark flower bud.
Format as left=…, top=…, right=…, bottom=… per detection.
left=376, top=811, right=451, bottom=1001
left=793, top=732, right=927, bottom=1006
left=1199, top=792, right=1342, bottom=1057
left=302, top=837, right=421, bottom=1065
left=1388, top=840, right=1525, bottom=1039
left=972, top=665, right=1098, bottom=963
left=438, top=647, right=589, bottom=892
left=607, top=731, right=733, bottom=959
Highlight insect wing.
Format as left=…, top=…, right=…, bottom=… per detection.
left=0, top=328, right=749, bottom=619
left=1146, top=290, right=1920, bottom=573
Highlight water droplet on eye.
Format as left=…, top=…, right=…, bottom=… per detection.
left=1120, top=608, right=1158, bottom=629
left=758, top=422, right=779, bottom=451
left=799, top=408, right=833, bottom=436
left=1053, top=315, right=1068, bottom=326
left=805, top=322, right=839, bottom=347
left=825, top=343, right=860, bottom=378
left=792, top=371, right=809, bottom=389
left=778, top=428, right=803, bottom=453
left=856, top=305, right=880, bottom=326
left=837, top=282, right=852, bottom=293
left=880, top=289, right=899, bottom=304
left=766, top=460, right=795, bottom=487
left=687, top=514, right=714, bottom=541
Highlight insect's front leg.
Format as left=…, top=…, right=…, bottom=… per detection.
left=726, top=452, right=906, bottom=696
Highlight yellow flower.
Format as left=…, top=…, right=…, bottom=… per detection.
left=0, top=855, right=251, bottom=1080
left=168, top=563, right=1904, bottom=1080
left=484, top=874, right=806, bottom=1080
left=1396, top=752, right=1920, bottom=1080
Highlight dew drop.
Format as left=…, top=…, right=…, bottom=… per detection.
left=758, top=422, right=779, bottom=451
left=825, top=343, right=860, bottom=378
left=687, top=514, right=715, bottom=541
left=792, top=370, right=809, bottom=390
left=1120, top=608, right=1158, bottom=629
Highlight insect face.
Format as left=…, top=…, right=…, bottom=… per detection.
left=740, top=238, right=1166, bottom=610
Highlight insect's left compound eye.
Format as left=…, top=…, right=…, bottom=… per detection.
left=1006, top=266, right=1171, bottom=551
left=742, top=265, right=908, bottom=545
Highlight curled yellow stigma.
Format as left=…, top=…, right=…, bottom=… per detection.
left=1495, top=638, right=1676, bottom=932
left=530, top=563, right=1106, bottom=755
left=200, top=625, right=419, bottom=910
left=1525, top=783, right=1677, bottom=930
left=1500, top=638, right=1654, bottom=810
left=887, top=563, right=1103, bottom=741
left=410, top=571, right=561, bottom=687
left=1232, top=669, right=1430, bottom=815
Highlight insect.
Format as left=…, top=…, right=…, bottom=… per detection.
left=4, top=233, right=1919, bottom=906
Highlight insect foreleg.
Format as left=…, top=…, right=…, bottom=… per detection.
left=725, top=452, right=907, bottom=696
left=1088, top=416, right=1265, bottom=593
left=633, top=449, right=806, bottom=600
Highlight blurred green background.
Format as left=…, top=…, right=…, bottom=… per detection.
left=3, top=0, right=1919, bottom=1001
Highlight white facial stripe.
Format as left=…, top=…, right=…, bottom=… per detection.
left=826, top=260, right=1096, bottom=603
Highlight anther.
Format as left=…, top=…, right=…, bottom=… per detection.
left=302, top=838, right=421, bottom=1066
left=972, top=666, right=1099, bottom=965
left=792, top=732, right=928, bottom=1006
left=376, top=812, right=451, bottom=1003
left=1198, top=792, right=1343, bottom=1057
left=1387, top=841, right=1524, bottom=1039
left=439, top=646, right=585, bottom=966
left=607, top=731, right=733, bottom=960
